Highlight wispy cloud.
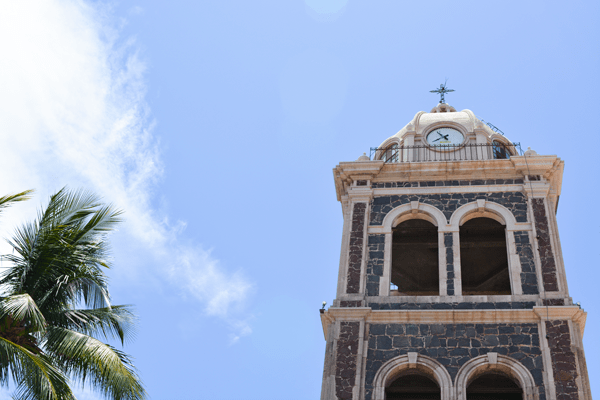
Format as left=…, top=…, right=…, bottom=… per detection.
left=0, top=0, right=252, bottom=337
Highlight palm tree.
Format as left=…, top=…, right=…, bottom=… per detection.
left=0, top=188, right=146, bottom=400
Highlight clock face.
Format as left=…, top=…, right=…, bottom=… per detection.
left=426, top=127, right=464, bottom=147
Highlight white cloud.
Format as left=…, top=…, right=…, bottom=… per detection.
left=0, top=0, right=252, bottom=338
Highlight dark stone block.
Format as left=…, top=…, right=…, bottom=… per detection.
left=406, top=324, right=418, bottom=335
left=450, top=348, right=469, bottom=356
left=370, top=324, right=386, bottom=335
left=431, top=325, right=445, bottom=335
left=447, top=338, right=458, bottom=347
left=456, top=302, right=474, bottom=309
left=483, top=336, right=499, bottom=346
left=377, top=336, right=392, bottom=350
left=393, top=336, right=409, bottom=348
left=372, top=264, right=383, bottom=276
left=368, top=337, right=377, bottom=349
left=419, top=325, right=430, bottom=335
left=366, top=282, right=379, bottom=296
left=511, top=334, right=530, bottom=345
left=387, top=325, right=403, bottom=335
left=458, top=338, right=470, bottom=347
left=438, top=357, right=451, bottom=366
left=410, top=337, right=423, bottom=347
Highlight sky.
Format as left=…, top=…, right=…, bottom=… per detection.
left=0, top=0, right=598, bottom=399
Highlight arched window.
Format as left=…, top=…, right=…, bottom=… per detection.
left=460, top=217, right=511, bottom=295
left=492, top=140, right=510, bottom=159
left=467, top=372, right=523, bottom=400
left=386, top=371, right=440, bottom=400
left=391, top=219, right=439, bottom=296
left=382, top=143, right=399, bottom=163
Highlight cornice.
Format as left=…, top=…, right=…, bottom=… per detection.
left=320, top=306, right=585, bottom=339
left=333, top=156, right=564, bottom=204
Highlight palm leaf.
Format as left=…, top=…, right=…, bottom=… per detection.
left=46, top=327, right=146, bottom=400
left=0, top=191, right=33, bottom=216
left=49, top=306, right=136, bottom=345
left=0, top=294, right=46, bottom=333
left=0, top=337, right=73, bottom=400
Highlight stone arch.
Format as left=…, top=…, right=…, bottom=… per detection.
left=382, top=202, right=448, bottom=233
left=372, top=352, right=453, bottom=400
left=449, top=200, right=518, bottom=231
left=455, top=353, right=537, bottom=400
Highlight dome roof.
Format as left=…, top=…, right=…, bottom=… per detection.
left=378, top=103, right=512, bottom=149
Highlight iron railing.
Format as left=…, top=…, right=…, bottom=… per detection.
left=370, top=142, right=522, bottom=163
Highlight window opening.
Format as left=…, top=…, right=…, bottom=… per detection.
left=467, top=373, right=523, bottom=400
left=386, top=372, right=440, bottom=400
left=391, top=219, right=439, bottom=296
left=382, top=143, right=399, bottom=162
left=492, top=141, right=510, bottom=159
left=460, top=218, right=511, bottom=295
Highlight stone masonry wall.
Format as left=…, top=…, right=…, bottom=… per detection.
left=335, top=322, right=360, bottom=400
left=444, top=233, right=454, bottom=296
left=532, top=199, right=559, bottom=291
left=514, top=231, right=540, bottom=294
left=370, top=192, right=527, bottom=225
left=545, top=320, right=580, bottom=400
left=366, top=234, right=385, bottom=296
left=347, top=203, right=366, bottom=294
left=371, top=179, right=524, bottom=189
left=364, top=323, right=545, bottom=400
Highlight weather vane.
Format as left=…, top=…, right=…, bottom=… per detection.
left=430, top=81, right=455, bottom=104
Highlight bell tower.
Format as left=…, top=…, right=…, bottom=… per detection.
left=320, top=98, right=592, bottom=400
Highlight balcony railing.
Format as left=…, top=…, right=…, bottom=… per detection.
left=370, top=142, right=522, bottom=163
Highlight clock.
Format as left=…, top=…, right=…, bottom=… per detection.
left=426, top=127, right=464, bottom=147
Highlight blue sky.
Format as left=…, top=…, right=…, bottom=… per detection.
left=0, top=1, right=598, bottom=399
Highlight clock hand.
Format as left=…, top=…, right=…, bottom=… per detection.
left=432, top=137, right=442, bottom=142
left=442, top=134, right=449, bottom=140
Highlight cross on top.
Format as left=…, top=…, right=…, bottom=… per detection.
left=430, top=82, right=455, bottom=104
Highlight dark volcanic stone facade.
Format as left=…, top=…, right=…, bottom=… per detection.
left=514, top=231, right=540, bottom=294
left=368, top=302, right=536, bottom=310
left=532, top=199, right=559, bottom=291
left=546, top=320, right=580, bottom=400
left=444, top=233, right=455, bottom=296
left=335, top=322, right=360, bottom=400
left=364, top=323, right=545, bottom=400
left=370, top=192, right=528, bottom=225
left=347, top=203, right=366, bottom=294
left=366, top=234, right=385, bottom=296
left=371, top=179, right=524, bottom=189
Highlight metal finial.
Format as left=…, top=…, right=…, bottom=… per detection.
left=429, top=81, right=455, bottom=104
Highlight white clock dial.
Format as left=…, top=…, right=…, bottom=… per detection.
left=426, top=127, right=464, bottom=146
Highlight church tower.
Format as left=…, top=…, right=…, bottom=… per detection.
left=320, top=95, right=592, bottom=400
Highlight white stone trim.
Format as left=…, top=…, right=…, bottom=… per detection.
left=449, top=200, right=519, bottom=231
left=380, top=202, right=448, bottom=233
left=371, top=353, right=453, bottom=400
left=455, top=354, right=538, bottom=400
left=379, top=233, right=393, bottom=297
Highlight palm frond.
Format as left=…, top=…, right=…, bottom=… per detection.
left=49, top=306, right=136, bottom=345
left=0, top=191, right=33, bottom=216
left=46, top=327, right=146, bottom=400
left=0, top=337, right=73, bottom=400
left=0, top=294, right=46, bottom=333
